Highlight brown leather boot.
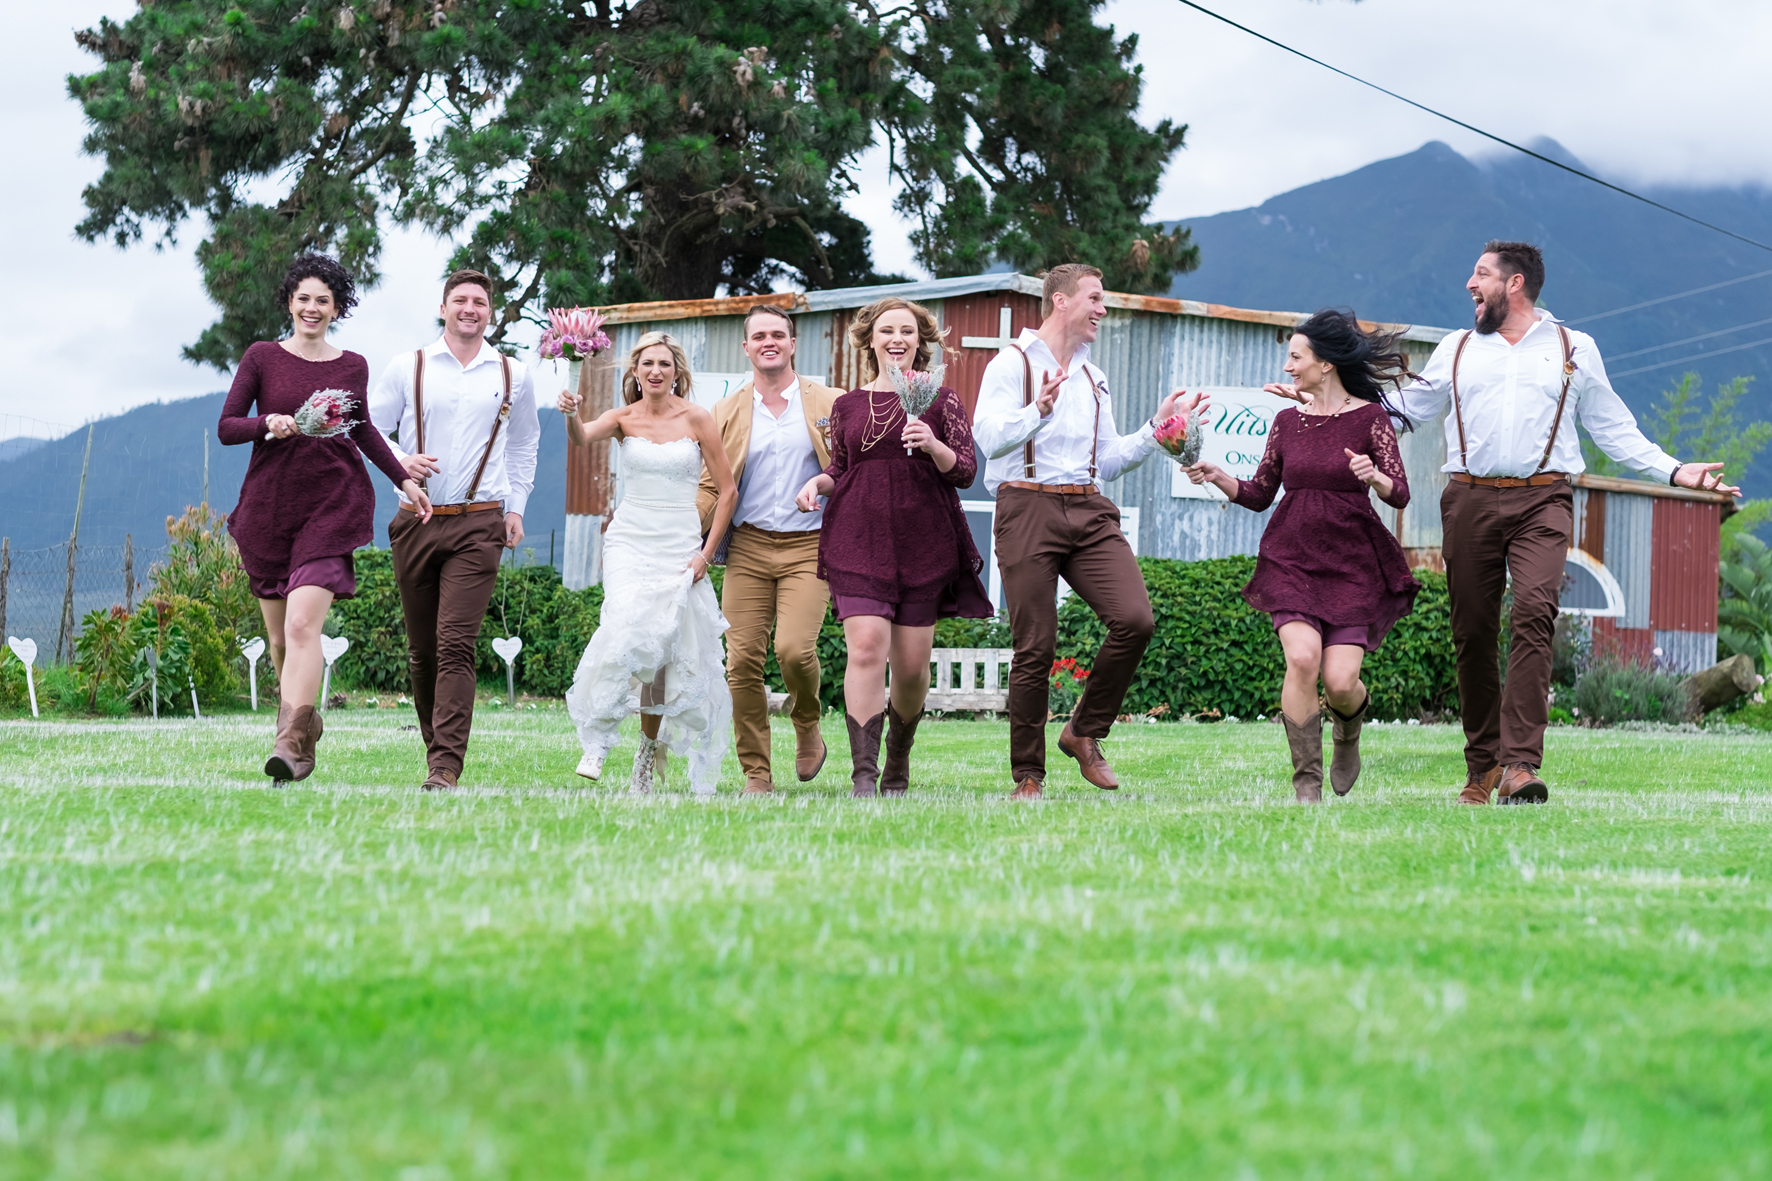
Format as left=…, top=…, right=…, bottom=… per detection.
left=269, top=704, right=323, bottom=782
left=794, top=722, right=828, bottom=782
left=1497, top=763, right=1549, bottom=805
left=1281, top=711, right=1324, bottom=802
left=845, top=711, right=884, bottom=798
left=1009, top=777, right=1043, bottom=800
left=1328, top=694, right=1368, bottom=797
left=264, top=700, right=305, bottom=781
left=1457, top=766, right=1502, bottom=805
left=880, top=704, right=924, bottom=796
left=1057, top=721, right=1119, bottom=789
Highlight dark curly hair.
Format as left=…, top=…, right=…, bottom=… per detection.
left=277, top=254, right=359, bottom=322
left=1291, top=308, right=1416, bottom=431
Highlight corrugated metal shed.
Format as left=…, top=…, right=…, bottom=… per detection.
left=560, top=272, right=1733, bottom=674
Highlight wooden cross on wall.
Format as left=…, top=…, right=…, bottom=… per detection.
left=961, top=306, right=1018, bottom=351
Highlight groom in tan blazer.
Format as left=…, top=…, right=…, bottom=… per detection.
left=697, top=304, right=842, bottom=794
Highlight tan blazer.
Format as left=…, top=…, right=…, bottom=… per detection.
left=697, top=376, right=842, bottom=539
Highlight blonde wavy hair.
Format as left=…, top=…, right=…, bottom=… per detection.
left=847, top=297, right=944, bottom=382
left=621, top=331, right=694, bottom=404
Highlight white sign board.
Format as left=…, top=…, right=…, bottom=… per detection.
left=1168, top=385, right=1296, bottom=501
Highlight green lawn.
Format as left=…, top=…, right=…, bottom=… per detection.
left=2, top=710, right=1770, bottom=1179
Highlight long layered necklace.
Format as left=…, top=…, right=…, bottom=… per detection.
left=1297, top=396, right=1352, bottom=429
left=858, top=386, right=903, bottom=452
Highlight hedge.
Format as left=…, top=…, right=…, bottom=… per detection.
left=323, top=551, right=1456, bottom=721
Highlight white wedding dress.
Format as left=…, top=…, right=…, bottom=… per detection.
left=566, top=436, right=732, bottom=794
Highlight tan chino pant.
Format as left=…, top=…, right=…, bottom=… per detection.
left=721, top=525, right=829, bottom=784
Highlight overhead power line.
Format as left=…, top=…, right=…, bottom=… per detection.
left=1568, top=267, right=1772, bottom=325
left=1172, top=0, right=1772, bottom=256
left=1609, top=334, right=1772, bottom=379
left=1606, top=315, right=1772, bottom=361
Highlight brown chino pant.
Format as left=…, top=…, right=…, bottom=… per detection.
left=994, top=488, right=1155, bottom=784
left=388, top=507, right=505, bottom=778
left=1440, top=479, right=1573, bottom=776
left=721, top=525, right=829, bottom=784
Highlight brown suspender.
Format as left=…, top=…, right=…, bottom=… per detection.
left=412, top=348, right=514, bottom=503
left=1449, top=325, right=1577, bottom=473
left=1008, top=343, right=1101, bottom=482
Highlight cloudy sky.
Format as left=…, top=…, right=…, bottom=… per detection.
left=6, top=0, right=1771, bottom=439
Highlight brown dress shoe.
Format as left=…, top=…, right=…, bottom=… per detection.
left=1497, top=763, right=1549, bottom=805
left=845, top=711, right=884, bottom=797
left=1057, top=722, right=1119, bottom=789
left=794, top=723, right=828, bottom=782
left=1009, top=777, right=1043, bottom=800
left=1281, top=710, right=1324, bottom=803
left=1456, top=766, right=1502, bottom=805
left=742, top=777, right=774, bottom=795
left=422, top=767, right=458, bottom=791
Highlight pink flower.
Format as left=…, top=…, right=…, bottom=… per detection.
left=540, top=306, right=611, bottom=362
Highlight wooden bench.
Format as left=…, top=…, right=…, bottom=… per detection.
left=891, top=647, right=1015, bottom=713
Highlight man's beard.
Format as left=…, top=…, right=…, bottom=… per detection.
left=1474, top=292, right=1508, bottom=335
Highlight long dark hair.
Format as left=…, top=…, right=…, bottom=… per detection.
left=1292, top=308, right=1415, bottom=431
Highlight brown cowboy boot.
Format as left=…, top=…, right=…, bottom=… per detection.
left=880, top=704, right=924, bottom=796
left=845, top=711, right=884, bottom=798
left=1457, top=766, right=1502, bottom=805
left=1497, top=763, right=1549, bottom=805
left=1328, top=694, right=1368, bottom=797
left=1009, top=777, right=1043, bottom=800
left=270, top=704, right=323, bottom=782
left=1281, top=710, right=1324, bottom=802
left=1057, top=721, right=1119, bottom=789
left=794, top=721, right=828, bottom=782
left=263, top=700, right=293, bottom=783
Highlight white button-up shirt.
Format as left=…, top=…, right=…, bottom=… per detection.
left=369, top=338, right=540, bottom=515
left=735, top=380, right=822, bottom=533
left=972, top=329, right=1158, bottom=496
left=1392, top=310, right=1677, bottom=480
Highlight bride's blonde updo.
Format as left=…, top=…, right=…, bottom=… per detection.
left=621, top=331, right=695, bottom=404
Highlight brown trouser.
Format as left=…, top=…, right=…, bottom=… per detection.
left=388, top=507, right=504, bottom=778
left=1441, top=479, right=1573, bottom=775
left=721, top=525, right=829, bottom=783
left=995, top=488, right=1154, bottom=783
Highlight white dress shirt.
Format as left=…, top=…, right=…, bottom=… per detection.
left=972, top=329, right=1158, bottom=496
left=1392, top=310, right=1678, bottom=480
left=369, top=337, right=541, bottom=515
left=735, top=379, right=822, bottom=532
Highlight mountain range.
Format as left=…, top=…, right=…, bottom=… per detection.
left=1165, top=139, right=1772, bottom=497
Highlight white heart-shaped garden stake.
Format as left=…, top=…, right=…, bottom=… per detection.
left=319, top=634, right=350, bottom=706
left=240, top=637, right=267, bottom=711
left=492, top=635, right=523, bottom=705
left=7, top=637, right=39, bottom=719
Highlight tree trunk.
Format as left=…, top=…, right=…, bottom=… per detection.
left=1684, top=654, right=1759, bottom=719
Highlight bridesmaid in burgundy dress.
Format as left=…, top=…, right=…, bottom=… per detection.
left=795, top=297, right=992, bottom=797
left=217, top=255, right=432, bottom=785
left=1185, top=308, right=1419, bottom=802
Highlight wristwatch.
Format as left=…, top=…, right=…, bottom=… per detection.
left=1669, top=463, right=1682, bottom=487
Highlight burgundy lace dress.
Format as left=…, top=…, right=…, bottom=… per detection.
left=218, top=342, right=410, bottom=600
left=818, top=385, right=993, bottom=624
left=1232, top=401, right=1420, bottom=651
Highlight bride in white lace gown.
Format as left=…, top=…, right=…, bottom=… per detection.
left=556, top=331, right=738, bottom=794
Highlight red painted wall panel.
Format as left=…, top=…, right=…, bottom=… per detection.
left=1649, top=498, right=1720, bottom=631
left=939, top=293, right=1043, bottom=419
left=1593, top=617, right=1658, bottom=665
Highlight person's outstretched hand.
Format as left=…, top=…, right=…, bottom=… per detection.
left=1673, top=462, right=1742, bottom=497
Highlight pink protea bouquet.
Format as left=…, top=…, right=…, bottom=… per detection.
left=538, top=307, right=611, bottom=364
left=1153, top=403, right=1206, bottom=466
left=886, top=360, right=947, bottom=455
left=268, top=389, right=359, bottom=441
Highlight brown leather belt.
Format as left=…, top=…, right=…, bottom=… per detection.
left=402, top=500, right=502, bottom=516
left=1450, top=472, right=1569, bottom=488
left=1001, top=480, right=1099, bottom=495
left=736, top=523, right=818, bottom=540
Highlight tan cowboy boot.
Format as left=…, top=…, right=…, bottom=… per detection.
left=1057, top=721, right=1120, bottom=789
left=1497, top=763, right=1549, bottom=805
left=845, top=711, right=884, bottom=798
left=1328, top=694, right=1369, bottom=797
left=1281, top=710, right=1324, bottom=802
left=880, top=705, right=924, bottom=796
left=1457, top=766, right=1502, bottom=805
left=794, top=721, right=828, bottom=782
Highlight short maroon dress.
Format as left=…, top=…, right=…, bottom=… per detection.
left=1232, top=401, right=1420, bottom=651
left=218, top=342, right=410, bottom=600
left=818, top=385, right=993, bottom=625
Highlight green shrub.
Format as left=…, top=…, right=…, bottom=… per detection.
left=323, top=549, right=410, bottom=691
left=1719, top=533, right=1772, bottom=675
left=1054, top=557, right=1458, bottom=722
left=1571, top=658, right=1688, bottom=725
left=148, top=504, right=263, bottom=646
left=73, top=606, right=135, bottom=712
left=0, top=647, right=28, bottom=711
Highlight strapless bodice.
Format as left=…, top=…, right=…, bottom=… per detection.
left=619, top=435, right=701, bottom=508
